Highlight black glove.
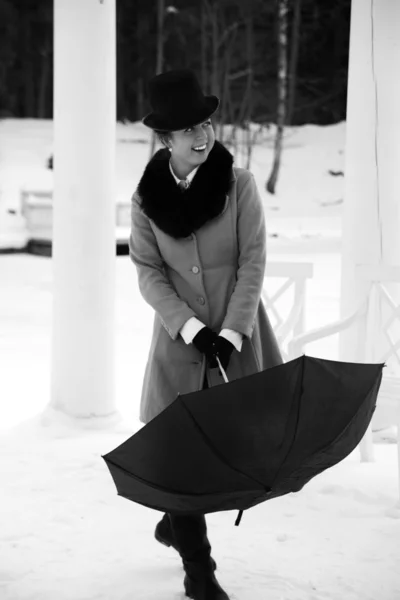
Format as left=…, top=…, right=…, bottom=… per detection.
left=211, top=336, right=235, bottom=373
left=192, top=327, right=218, bottom=367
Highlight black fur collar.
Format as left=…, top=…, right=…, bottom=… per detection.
left=137, top=140, right=234, bottom=239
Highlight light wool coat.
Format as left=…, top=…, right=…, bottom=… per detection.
left=129, top=167, right=283, bottom=424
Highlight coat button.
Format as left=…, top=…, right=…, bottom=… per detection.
left=191, top=266, right=200, bottom=274
left=197, top=296, right=205, bottom=305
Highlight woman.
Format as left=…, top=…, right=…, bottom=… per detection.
left=129, top=69, right=283, bottom=600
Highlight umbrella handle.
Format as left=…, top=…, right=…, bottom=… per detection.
left=216, top=356, right=229, bottom=383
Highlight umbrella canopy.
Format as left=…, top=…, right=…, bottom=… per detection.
left=102, top=355, right=384, bottom=526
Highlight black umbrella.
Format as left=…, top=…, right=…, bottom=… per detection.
left=102, top=355, right=384, bottom=526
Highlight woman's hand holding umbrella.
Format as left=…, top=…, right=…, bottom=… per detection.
left=212, top=337, right=234, bottom=373
left=192, top=329, right=235, bottom=374
left=192, top=327, right=218, bottom=367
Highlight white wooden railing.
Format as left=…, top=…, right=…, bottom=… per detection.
left=20, top=189, right=131, bottom=245
left=287, top=263, right=400, bottom=502
left=263, top=262, right=314, bottom=361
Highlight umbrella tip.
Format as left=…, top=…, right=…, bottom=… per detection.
left=234, top=510, right=244, bottom=526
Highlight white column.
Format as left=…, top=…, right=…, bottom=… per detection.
left=340, top=0, right=400, bottom=355
left=51, top=0, right=117, bottom=419
left=340, top=0, right=400, bottom=459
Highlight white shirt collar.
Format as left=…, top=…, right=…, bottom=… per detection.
left=169, top=161, right=199, bottom=187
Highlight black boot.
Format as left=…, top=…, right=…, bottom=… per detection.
left=155, top=513, right=179, bottom=550
left=169, top=513, right=230, bottom=600
left=184, top=562, right=230, bottom=600
left=155, top=513, right=217, bottom=571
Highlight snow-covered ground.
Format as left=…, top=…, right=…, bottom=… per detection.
left=1, top=252, right=399, bottom=600
left=1, top=121, right=399, bottom=600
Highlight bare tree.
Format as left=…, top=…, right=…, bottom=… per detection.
left=244, top=13, right=254, bottom=169
left=232, top=14, right=254, bottom=169
left=135, top=7, right=147, bottom=121
left=200, top=0, right=208, bottom=93
left=287, top=0, right=302, bottom=125
left=266, top=0, right=289, bottom=194
left=37, top=34, right=51, bottom=118
left=219, top=23, right=238, bottom=145
left=210, top=1, right=219, bottom=100
left=149, top=0, right=165, bottom=158
left=204, top=0, right=242, bottom=144
left=22, top=10, right=35, bottom=117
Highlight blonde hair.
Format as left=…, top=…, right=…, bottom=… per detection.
left=155, top=131, right=172, bottom=149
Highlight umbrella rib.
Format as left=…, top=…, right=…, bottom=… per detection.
left=104, top=456, right=261, bottom=498
left=104, top=456, right=213, bottom=496
left=288, top=367, right=383, bottom=474
left=180, top=398, right=270, bottom=493
left=269, top=354, right=305, bottom=488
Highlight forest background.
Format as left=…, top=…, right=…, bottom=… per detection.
left=0, top=0, right=350, bottom=127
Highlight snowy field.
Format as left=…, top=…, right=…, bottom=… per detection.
left=1, top=121, right=400, bottom=600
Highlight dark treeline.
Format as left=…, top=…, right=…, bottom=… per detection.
left=0, top=0, right=350, bottom=125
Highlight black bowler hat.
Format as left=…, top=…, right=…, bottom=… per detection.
left=142, top=69, right=220, bottom=132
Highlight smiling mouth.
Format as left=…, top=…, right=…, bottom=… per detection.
left=192, top=144, right=207, bottom=152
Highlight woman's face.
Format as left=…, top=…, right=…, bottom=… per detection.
left=169, top=119, right=215, bottom=177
